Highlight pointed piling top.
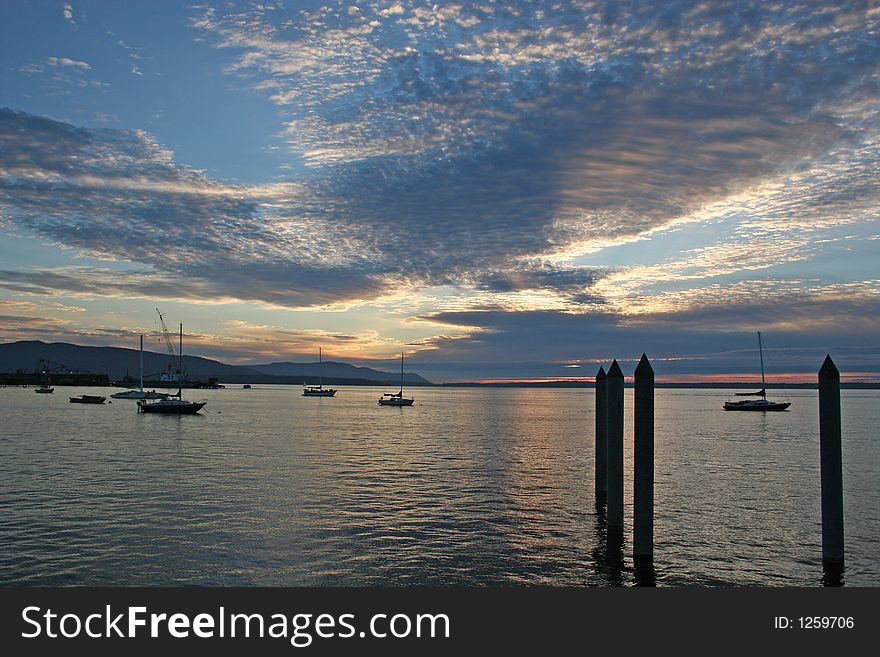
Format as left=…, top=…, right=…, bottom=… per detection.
left=819, top=355, right=839, bottom=381
left=596, top=366, right=606, bottom=380
left=607, top=359, right=624, bottom=379
left=634, top=353, right=654, bottom=378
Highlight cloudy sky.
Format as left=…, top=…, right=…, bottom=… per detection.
left=1, top=0, right=878, bottom=382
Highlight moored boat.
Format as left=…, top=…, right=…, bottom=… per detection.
left=136, top=323, right=206, bottom=415
left=378, top=353, right=414, bottom=406
left=723, top=398, right=791, bottom=412
left=723, top=332, right=791, bottom=412
left=137, top=394, right=206, bottom=414
left=303, top=348, right=337, bottom=397
left=70, top=394, right=107, bottom=404
left=111, top=389, right=169, bottom=400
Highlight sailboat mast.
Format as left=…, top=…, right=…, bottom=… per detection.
left=400, top=353, right=404, bottom=394
left=179, top=323, right=183, bottom=384
left=757, top=331, right=766, bottom=399
left=139, top=334, right=144, bottom=392
left=319, top=347, right=323, bottom=388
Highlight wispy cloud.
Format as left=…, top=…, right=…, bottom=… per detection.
left=0, top=109, right=386, bottom=309
left=20, top=56, right=91, bottom=73
left=18, top=56, right=107, bottom=93
left=185, top=0, right=880, bottom=300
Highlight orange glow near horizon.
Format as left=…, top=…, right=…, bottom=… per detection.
left=464, top=371, right=880, bottom=384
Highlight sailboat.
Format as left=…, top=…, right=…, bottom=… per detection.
left=111, top=335, right=170, bottom=400
left=303, top=348, right=337, bottom=397
left=723, top=332, right=791, bottom=411
left=137, top=323, right=206, bottom=415
left=378, top=353, right=414, bottom=406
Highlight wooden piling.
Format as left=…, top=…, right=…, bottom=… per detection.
left=595, top=366, right=608, bottom=504
left=606, top=360, right=625, bottom=531
left=818, top=355, right=844, bottom=565
left=633, top=354, right=654, bottom=559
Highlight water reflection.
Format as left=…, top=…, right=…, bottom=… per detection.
left=822, top=561, right=844, bottom=587
left=589, top=500, right=628, bottom=586
left=0, top=386, right=878, bottom=586
left=633, top=556, right=656, bottom=587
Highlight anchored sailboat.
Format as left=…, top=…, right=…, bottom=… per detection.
left=303, top=348, right=337, bottom=397
left=723, top=332, right=791, bottom=412
left=378, top=353, right=414, bottom=406
left=137, top=323, right=206, bottom=415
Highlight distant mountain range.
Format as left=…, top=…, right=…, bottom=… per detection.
left=250, top=360, right=429, bottom=384
left=0, top=341, right=433, bottom=386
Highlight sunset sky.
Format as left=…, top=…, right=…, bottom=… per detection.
left=1, top=1, right=878, bottom=382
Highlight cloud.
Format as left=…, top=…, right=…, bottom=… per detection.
left=63, top=3, right=74, bottom=23
left=0, top=107, right=606, bottom=311
left=48, top=56, right=90, bottom=69
left=187, top=0, right=880, bottom=292
left=203, top=319, right=395, bottom=362
left=0, top=313, right=68, bottom=335
left=18, top=56, right=107, bottom=92
left=0, top=302, right=397, bottom=365
left=3, top=1, right=880, bottom=372
left=0, top=109, right=389, bottom=309
left=20, top=57, right=91, bottom=74
left=408, top=307, right=880, bottom=381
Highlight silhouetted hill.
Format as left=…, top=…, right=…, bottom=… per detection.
left=0, top=340, right=260, bottom=380
left=252, top=361, right=431, bottom=385
left=0, top=341, right=434, bottom=386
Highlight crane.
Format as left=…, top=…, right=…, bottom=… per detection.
left=156, top=307, right=184, bottom=382
left=156, top=308, right=177, bottom=360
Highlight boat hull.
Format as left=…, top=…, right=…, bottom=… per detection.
left=723, top=401, right=791, bottom=411
left=378, top=397, right=414, bottom=406
left=70, top=395, right=106, bottom=404
left=303, top=389, right=337, bottom=397
left=137, top=400, right=206, bottom=414
left=35, top=387, right=54, bottom=394
left=110, top=390, right=169, bottom=400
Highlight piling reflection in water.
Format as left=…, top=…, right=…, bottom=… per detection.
left=590, top=500, right=626, bottom=587
left=822, top=561, right=844, bottom=587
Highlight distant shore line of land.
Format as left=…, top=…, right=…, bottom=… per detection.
left=6, top=380, right=877, bottom=390
left=437, top=381, right=880, bottom=389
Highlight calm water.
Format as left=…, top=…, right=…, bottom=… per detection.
left=0, top=385, right=877, bottom=586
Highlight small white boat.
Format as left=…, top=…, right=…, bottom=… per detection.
left=303, top=348, right=337, bottom=397
left=378, top=353, right=414, bottom=406
left=35, top=384, right=54, bottom=394
left=303, top=386, right=337, bottom=397
left=723, top=332, right=791, bottom=412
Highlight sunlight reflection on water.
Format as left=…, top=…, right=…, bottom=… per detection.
left=0, top=385, right=877, bottom=586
